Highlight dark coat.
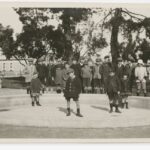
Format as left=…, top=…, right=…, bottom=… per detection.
left=124, top=64, right=135, bottom=80
left=121, top=78, right=129, bottom=93
left=36, top=64, right=48, bottom=85
left=64, top=76, right=81, bottom=98
left=116, top=65, right=125, bottom=80
left=53, top=64, right=63, bottom=85
left=30, top=77, right=42, bottom=93
left=101, top=62, right=112, bottom=81
left=106, top=75, right=121, bottom=94
left=36, top=64, right=48, bottom=78
left=47, top=64, right=55, bottom=86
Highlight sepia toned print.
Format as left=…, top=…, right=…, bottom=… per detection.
left=0, top=2, right=150, bottom=142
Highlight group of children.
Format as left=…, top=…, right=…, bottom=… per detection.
left=29, top=68, right=83, bottom=117
left=106, top=68, right=129, bottom=113
left=29, top=61, right=130, bottom=116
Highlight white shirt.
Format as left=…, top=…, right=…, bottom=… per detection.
left=135, top=66, right=147, bottom=82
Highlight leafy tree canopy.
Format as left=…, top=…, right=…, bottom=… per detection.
left=0, top=24, right=14, bottom=59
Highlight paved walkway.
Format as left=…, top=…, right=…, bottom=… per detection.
left=0, top=89, right=150, bottom=138
left=0, top=88, right=26, bottom=95
left=0, top=94, right=149, bottom=129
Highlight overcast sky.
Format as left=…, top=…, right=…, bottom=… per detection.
left=0, top=7, right=22, bottom=34
left=0, top=5, right=150, bottom=35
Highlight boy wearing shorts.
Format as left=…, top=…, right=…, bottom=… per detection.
left=64, top=69, right=83, bottom=117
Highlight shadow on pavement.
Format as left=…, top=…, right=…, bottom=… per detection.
left=57, top=107, right=76, bottom=115
left=91, top=105, right=109, bottom=112
left=0, top=109, right=10, bottom=112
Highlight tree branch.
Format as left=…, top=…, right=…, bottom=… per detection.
left=122, top=9, right=145, bottom=22
left=102, top=9, right=115, bottom=25
left=101, top=9, right=116, bottom=36
left=124, top=8, right=146, bottom=18
left=13, top=55, right=26, bottom=66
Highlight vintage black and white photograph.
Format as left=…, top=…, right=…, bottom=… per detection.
left=0, top=2, right=150, bottom=141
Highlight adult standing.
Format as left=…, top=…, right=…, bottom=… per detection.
left=116, top=58, right=125, bottom=80
left=93, top=58, right=103, bottom=93
left=124, top=59, right=136, bottom=93
left=78, top=57, right=85, bottom=93
left=147, top=59, right=150, bottom=80
left=53, top=59, right=63, bottom=93
left=146, top=59, right=150, bottom=93
left=81, top=61, right=92, bottom=93
left=47, top=60, right=56, bottom=91
left=135, top=59, right=147, bottom=96
left=23, top=58, right=37, bottom=95
left=36, top=61, right=48, bottom=86
left=101, top=55, right=112, bottom=92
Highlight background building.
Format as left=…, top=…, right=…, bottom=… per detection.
left=0, top=51, right=26, bottom=78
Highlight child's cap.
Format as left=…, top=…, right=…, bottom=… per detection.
left=138, top=59, right=144, bottom=65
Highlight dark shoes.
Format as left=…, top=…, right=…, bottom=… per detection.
left=137, top=93, right=147, bottom=97
left=66, top=108, right=83, bottom=117
left=109, top=104, right=113, bottom=113
left=115, top=105, right=121, bottom=113
left=121, top=102, right=129, bottom=109
left=76, top=113, right=83, bottom=117
left=115, top=109, right=121, bottom=113
left=66, top=108, right=71, bottom=116
left=36, top=101, right=41, bottom=106
left=76, top=108, right=83, bottom=117
left=31, top=102, right=34, bottom=106
left=66, top=112, right=71, bottom=116
left=109, top=104, right=121, bottom=113
left=32, top=101, right=41, bottom=106
left=125, top=102, right=129, bottom=109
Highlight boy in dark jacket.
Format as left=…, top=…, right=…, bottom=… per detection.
left=30, top=72, right=42, bottom=106
left=64, top=69, right=83, bottom=117
left=120, top=74, right=129, bottom=109
left=106, top=69, right=121, bottom=113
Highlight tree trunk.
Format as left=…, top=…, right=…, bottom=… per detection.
left=63, top=39, right=73, bottom=61
left=110, top=8, right=122, bottom=70
left=111, top=24, right=119, bottom=70
left=62, top=19, right=73, bottom=61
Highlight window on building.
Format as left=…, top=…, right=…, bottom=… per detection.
left=10, top=63, right=12, bottom=71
